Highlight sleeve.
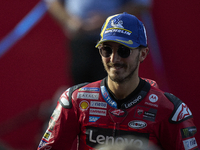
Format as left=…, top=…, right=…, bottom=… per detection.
left=159, top=93, right=198, bottom=150
left=37, top=88, right=80, bottom=150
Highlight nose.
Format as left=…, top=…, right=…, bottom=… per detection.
left=110, top=49, right=121, bottom=63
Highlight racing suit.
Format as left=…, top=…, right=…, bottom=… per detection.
left=38, top=78, right=198, bottom=150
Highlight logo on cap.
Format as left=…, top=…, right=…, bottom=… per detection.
left=111, top=19, right=124, bottom=29
left=95, top=12, right=147, bottom=48
left=116, top=39, right=133, bottom=44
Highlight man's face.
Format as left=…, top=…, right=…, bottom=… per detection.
left=99, top=42, right=141, bottom=84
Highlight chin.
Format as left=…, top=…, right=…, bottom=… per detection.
left=109, top=75, right=126, bottom=83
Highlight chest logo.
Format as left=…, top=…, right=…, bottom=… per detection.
left=110, top=109, right=127, bottom=117
left=77, top=92, right=99, bottom=100
left=79, top=100, right=89, bottom=110
left=134, top=106, right=157, bottom=122
left=89, top=108, right=107, bottom=116
left=149, top=94, right=158, bottom=103
left=128, top=120, right=147, bottom=129
left=90, top=101, right=107, bottom=109
left=89, top=116, right=100, bottom=122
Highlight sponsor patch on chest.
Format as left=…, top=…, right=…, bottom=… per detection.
left=89, top=116, right=100, bottom=122
left=77, top=92, right=99, bottom=100
left=89, top=108, right=107, bottom=116
left=79, top=100, right=89, bottom=110
left=134, top=106, right=157, bottom=121
left=90, top=101, right=107, bottom=108
left=128, top=120, right=147, bottom=129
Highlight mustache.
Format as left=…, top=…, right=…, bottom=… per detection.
left=107, top=62, right=126, bottom=68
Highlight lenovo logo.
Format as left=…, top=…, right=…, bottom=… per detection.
left=124, top=95, right=142, bottom=108
left=86, top=126, right=149, bottom=148
left=89, top=130, right=143, bottom=147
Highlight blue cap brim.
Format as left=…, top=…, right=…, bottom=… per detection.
left=95, top=36, right=140, bottom=49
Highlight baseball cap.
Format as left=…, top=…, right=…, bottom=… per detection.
left=95, top=12, right=147, bottom=49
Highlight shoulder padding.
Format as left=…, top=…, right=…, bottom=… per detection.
left=164, top=92, right=193, bottom=124
left=59, top=82, right=89, bottom=109
left=164, top=92, right=183, bottom=109
left=142, top=78, right=159, bottom=88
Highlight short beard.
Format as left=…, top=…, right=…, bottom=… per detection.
left=106, top=53, right=140, bottom=84
left=108, top=64, right=138, bottom=84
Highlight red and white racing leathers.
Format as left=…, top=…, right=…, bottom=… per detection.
left=38, top=78, right=198, bottom=150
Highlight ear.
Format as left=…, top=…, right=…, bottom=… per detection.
left=139, top=47, right=149, bottom=63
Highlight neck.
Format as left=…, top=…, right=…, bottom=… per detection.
left=107, top=75, right=140, bottom=99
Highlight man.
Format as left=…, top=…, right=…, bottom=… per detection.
left=38, top=13, right=198, bottom=150
left=44, top=0, right=152, bottom=85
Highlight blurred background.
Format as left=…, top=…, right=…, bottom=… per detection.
left=0, top=0, right=200, bottom=149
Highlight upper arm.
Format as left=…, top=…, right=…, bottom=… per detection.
left=37, top=91, right=80, bottom=150
left=38, top=83, right=89, bottom=150
left=159, top=93, right=198, bottom=150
